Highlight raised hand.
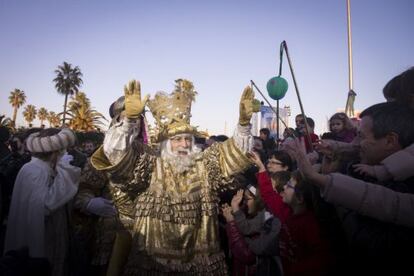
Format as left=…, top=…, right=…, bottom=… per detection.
left=239, top=86, right=261, bottom=126
left=247, top=151, right=266, bottom=172
left=285, top=138, right=315, bottom=180
left=286, top=138, right=330, bottom=188
left=221, top=203, right=234, bottom=222
left=231, top=189, right=244, bottom=212
left=124, top=79, right=149, bottom=119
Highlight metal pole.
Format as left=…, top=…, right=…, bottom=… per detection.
left=282, top=41, right=313, bottom=152
left=276, top=99, right=280, bottom=148
left=345, top=0, right=354, bottom=116
left=347, top=0, right=354, bottom=92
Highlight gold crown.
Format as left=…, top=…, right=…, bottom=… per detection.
left=147, top=79, right=197, bottom=141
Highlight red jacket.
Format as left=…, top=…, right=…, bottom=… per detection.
left=226, top=220, right=256, bottom=276
left=257, top=171, right=331, bottom=276
left=302, top=133, right=319, bottom=153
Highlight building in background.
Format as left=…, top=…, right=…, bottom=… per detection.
left=252, top=104, right=291, bottom=139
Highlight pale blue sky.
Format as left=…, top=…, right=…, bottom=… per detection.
left=1, top=0, right=413, bottom=135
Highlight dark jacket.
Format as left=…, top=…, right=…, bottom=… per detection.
left=335, top=175, right=414, bottom=275
left=226, top=210, right=282, bottom=276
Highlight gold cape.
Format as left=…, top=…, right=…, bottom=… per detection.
left=92, top=138, right=251, bottom=275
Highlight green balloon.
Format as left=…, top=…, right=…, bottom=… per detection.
left=267, top=76, right=288, bottom=100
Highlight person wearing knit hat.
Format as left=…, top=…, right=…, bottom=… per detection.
left=4, top=127, right=82, bottom=276
left=91, top=79, right=260, bottom=275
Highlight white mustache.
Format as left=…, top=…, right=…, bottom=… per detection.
left=174, top=147, right=190, bottom=153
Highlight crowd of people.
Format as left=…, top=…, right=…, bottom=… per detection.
left=0, top=67, right=413, bottom=276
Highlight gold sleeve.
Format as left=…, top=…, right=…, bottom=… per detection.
left=74, top=160, right=109, bottom=212
left=91, top=141, right=156, bottom=212
left=203, top=138, right=252, bottom=192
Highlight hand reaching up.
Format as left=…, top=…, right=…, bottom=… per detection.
left=285, top=138, right=331, bottom=189
left=239, top=86, right=260, bottom=126
left=124, top=79, right=149, bottom=119
left=247, top=151, right=266, bottom=172
left=221, top=203, right=234, bottom=222
left=284, top=138, right=315, bottom=180
left=231, top=189, right=244, bottom=212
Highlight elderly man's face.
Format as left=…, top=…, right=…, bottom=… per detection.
left=170, top=134, right=193, bottom=156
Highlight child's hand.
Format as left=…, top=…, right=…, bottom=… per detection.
left=221, top=203, right=234, bottom=222
left=352, top=164, right=376, bottom=178
left=231, top=189, right=244, bottom=212
left=247, top=151, right=266, bottom=172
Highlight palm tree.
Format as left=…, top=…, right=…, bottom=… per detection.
left=53, top=61, right=83, bottom=126
left=22, top=105, right=37, bottom=127
left=38, top=107, right=48, bottom=128
left=47, top=111, right=61, bottom=127
left=8, top=89, right=26, bottom=127
left=68, top=91, right=90, bottom=110
left=66, top=92, right=107, bottom=131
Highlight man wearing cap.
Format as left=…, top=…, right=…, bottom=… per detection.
left=92, top=79, right=259, bottom=275
left=4, top=128, right=82, bottom=276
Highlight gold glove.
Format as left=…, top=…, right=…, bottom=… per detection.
left=239, top=86, right=261, bottom=126
left=124, top=80, right=149, bottom=119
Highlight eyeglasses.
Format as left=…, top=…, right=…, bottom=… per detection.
left=284, top=180, right=296, bottom=191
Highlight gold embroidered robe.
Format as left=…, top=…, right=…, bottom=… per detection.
left=92, top=138, right=251, bottom=275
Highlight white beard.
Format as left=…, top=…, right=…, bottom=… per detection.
left=160, top=138, right=202, bottom=174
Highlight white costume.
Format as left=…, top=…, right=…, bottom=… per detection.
left=4, top=129, right=81, bottom=276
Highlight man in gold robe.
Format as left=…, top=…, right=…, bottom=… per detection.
left=92, top=79, right=259, bottom=275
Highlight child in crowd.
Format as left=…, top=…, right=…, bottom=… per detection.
left=249, top=151, right=332, bottom=276
left=271, top=171, right=291, bottom=193
left=221, top=187, right=282, bottom=276
left=295, top=116, right=319, bottom=153
left=328, top=112, right=356, bottom=143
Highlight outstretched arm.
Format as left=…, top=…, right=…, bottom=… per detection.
left=103, top=80, right=149, bottom=165
left=203, top=85, right=260, bottom=190
left=91, top=80, right=154, bottom=209
left=233, top=86, right=261, bottom=153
